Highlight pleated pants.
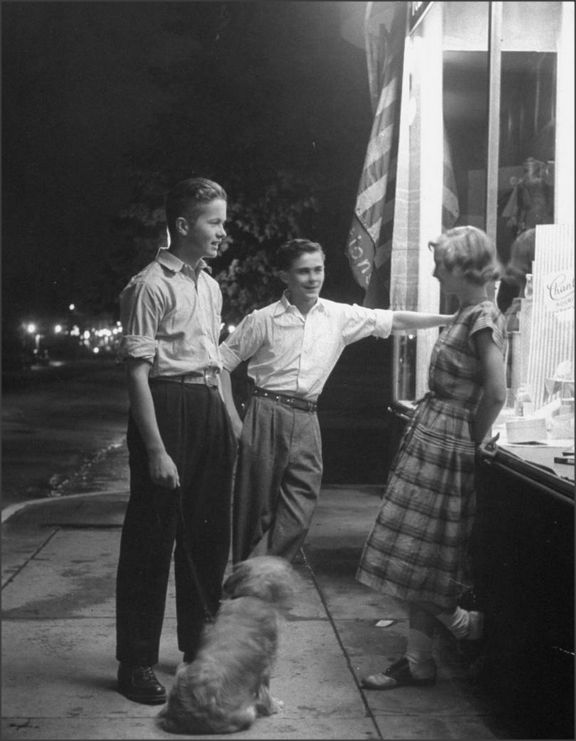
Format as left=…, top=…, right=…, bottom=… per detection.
left=116, top=382, right=236, bottom=666
left=232, top=395, right=323, bottom=564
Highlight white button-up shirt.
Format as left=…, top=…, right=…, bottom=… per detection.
left=119, top=249, right=223, bottom=377
left=220, top=293, right=393, bottom=401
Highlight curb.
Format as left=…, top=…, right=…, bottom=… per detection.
left=1, top=490, right=129, bottom=525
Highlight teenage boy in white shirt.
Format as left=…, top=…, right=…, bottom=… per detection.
left=219, top=238, right=453, bottom=564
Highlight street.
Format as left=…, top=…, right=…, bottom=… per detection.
left=1, top=360, right=129, bottom=511
left=2, top=340, right=395, bottom=513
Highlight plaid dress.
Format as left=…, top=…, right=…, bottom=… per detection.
left=357, top=301, right=506, bottom=609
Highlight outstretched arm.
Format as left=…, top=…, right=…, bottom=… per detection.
left=391, top=311, right=454, bottom=331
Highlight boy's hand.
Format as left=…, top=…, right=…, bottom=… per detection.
left=230, top=416, right=244, bottom=441
left=148, top=450, right=180, bottom=489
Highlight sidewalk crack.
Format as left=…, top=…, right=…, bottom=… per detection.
left=1, top=527, right=60, bottom=590
left=300, top=546, right=384, bottom=740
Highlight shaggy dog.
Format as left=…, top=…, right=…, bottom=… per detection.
left=157, top=556, right=297, bottom=735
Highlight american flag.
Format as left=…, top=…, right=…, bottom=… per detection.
left=345, top=2, right=407, bottom=306
left=346, top=2, right=460, bottom=308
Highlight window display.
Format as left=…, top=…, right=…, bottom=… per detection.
left=494, top=223, right=574, bottom=472
left=391, top=1, right=573, bottom=478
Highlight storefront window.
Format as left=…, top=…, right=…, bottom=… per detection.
left=391, top=1, right=573, bottom=477
left=392, top=1, right=490, bottom=400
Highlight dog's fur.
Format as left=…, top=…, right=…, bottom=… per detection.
left=157, top=556, right=297, bottom=735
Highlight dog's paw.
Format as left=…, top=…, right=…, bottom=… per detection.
left=269, top=696, right=284, bottom=714
left=258, top=696, right=284, bottom=716
left=254, top=678, right=285, bottom=716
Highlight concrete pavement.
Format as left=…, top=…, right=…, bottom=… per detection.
left=2, top=478, right=511, bottom=740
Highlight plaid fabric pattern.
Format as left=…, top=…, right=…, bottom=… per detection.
left=429, top=301, right=506, bottom=404
left=357, top=302, right=506, bottom=609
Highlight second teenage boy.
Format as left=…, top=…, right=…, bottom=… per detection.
left=219, top=238, right=454, bottom=564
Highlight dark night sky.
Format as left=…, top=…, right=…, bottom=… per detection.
left=2, top=1, right=372, bottom=328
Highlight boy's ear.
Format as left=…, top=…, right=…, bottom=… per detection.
left=175, top=216, right=189, bottom=236
left=277, top=269, right=288, bottom=285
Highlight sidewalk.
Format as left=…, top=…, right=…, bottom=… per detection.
left=1, top=484, right=511, bottom=740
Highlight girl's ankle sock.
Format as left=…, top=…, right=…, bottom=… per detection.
left=405, top=627, right=436, bottom=678
left=436, top=606, right=484, bottom=640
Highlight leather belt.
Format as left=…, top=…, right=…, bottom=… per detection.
left=252, top=386, right=317, bottom=413
left=150, top=368, right=220, bottom=387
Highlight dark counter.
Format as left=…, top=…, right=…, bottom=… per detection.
left=387, top=402, right=575, bottom=739
left=473, top=449, right=574, bottom=739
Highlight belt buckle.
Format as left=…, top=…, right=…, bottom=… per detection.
left=203, top=367, right=219, bottom=387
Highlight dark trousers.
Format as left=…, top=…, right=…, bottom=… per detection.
left=115, top=382, right=236, bottom=667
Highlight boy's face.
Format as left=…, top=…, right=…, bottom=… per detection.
left=180, top=198, right=227, bottom=260
left=280, top=250, right=325, bottom=306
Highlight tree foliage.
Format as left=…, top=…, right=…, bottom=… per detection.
left=213, top=168, right=322, bottom=323
left=106, top=166, right=323, bottom=323
left=102, top=2, right=369, bottom=320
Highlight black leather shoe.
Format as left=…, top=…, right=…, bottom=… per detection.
left=117, top=664, right=166, bottom=705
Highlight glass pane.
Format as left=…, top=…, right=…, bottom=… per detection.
left=494, top=3, right=574, bottom=475
left=394, top=2, right=490, bottom=400
left=441, top=2, right=490, bottom=314
left=496, top=2, right=559, bottom=412
left=496, top=52, right=556, bottom=266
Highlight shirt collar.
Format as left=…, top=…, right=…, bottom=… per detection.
left=274, top=291, right=326, bottom=316
left=155, top=248, right=211, bottom=276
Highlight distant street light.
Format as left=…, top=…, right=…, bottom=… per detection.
left=26, top=323, right=37, bottom=334
left=69, top=303, right=75, bottom=311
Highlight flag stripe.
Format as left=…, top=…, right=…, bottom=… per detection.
left=356, top=179, right=387, bottom=220
left=375, top=77, right=398, bottom=117
left=345, top=3, right=406, bottom=295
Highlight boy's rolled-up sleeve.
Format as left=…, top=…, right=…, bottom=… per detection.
left=119, top=334, right=157, bottom=361
left=341, top=305, right=394, bottom=344
left=118, top=279, right=160, bottom=363
left=372, top=308, right=394, bottom=338
left=219, top=342, right=242, bottom=372
left=220, top=312, right=261, bottom=371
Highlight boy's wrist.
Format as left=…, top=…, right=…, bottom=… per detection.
left=147, top=444, right=167, bottom=457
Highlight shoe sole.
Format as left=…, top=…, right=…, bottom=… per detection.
left=361, top=674, right=437, bottom=690
left=118, top=688, right=166, bottom=705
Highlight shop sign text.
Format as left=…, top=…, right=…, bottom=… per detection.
left=544, top=270, right=574, bottom=314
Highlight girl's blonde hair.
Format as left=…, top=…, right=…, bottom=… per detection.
left=430, top=226, right=500, bottom=285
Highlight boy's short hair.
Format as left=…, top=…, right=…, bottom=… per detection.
left=165, top=177, right=227, bottom=236
left=430, top=226, right=500, bottom=285
left=275, top=239, right=326, bottom=271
